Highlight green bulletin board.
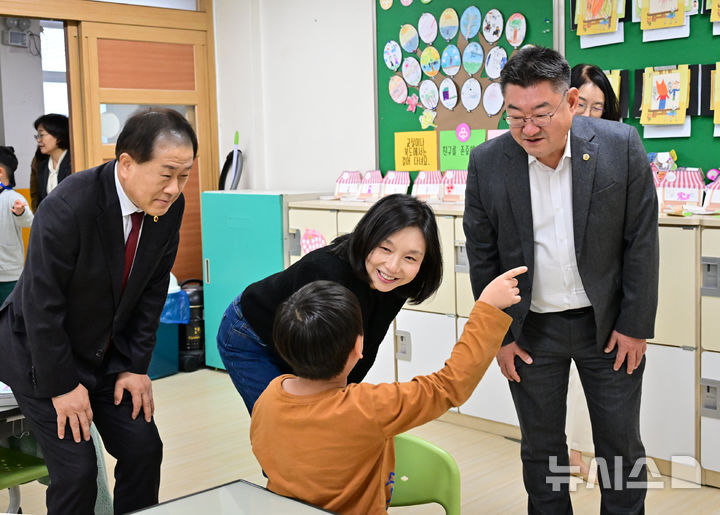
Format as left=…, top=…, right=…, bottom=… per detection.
left=564, top=5, right=720, bottom=174
left=376, top=1, right=555, bottom=177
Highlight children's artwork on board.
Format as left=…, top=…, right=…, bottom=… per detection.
left=462, top=42, right=484, bottom=75
left=641, top=0, right=685, bottom=30
left=399, top=24, right=419, bottom=52
left=418, top=12, right=438, bottom=44
left=439, top=8, right=459, bottom=41
left=485, top=46, right=508, bottom=80
left=419, top=79, right=439, bottom=110
left=389, top=75, right=408, bottom=104
left=441, top=45, right=461, bottom=76
left=505, top=13, right=527, bottom=48
left=460, top=6, right=482, bottom=39
left=483, top=82, right=504, bottom=116
left=577, top=0, right=619, bottom=35
left=383, top=41, right=402, bottom=71
left=461, top=78, right=482, bottom=112
left=713, top=0, right=720, bottom=22
left=401, top=56, right=422, bottom=86
left=605, top=69, right=622, bottom=103
left=714, top=67, right=720, bottom=125
left=419, top=108, right=437, bottom=129
left=482, top=9, right=504, bottom=43
left=405, top=93, right=419, bottom=112
left=640, top=65, right=690, bottom=125
left=439, top=78, right=458, bottom=110
left=420, top=46, right=441, bottom=77
left=379, top=0, right=393, bottom=11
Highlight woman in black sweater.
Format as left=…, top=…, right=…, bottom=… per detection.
left=218, top=194, right=443, bottom=414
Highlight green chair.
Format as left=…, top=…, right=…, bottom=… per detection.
left=0, top=446, right=49, bottom=513
left=390, top=433, right=461, bottom=515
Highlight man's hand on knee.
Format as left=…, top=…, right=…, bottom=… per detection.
left=114, top=371, right=154, bottom=422
left=52, top=383, right=93, bottom=443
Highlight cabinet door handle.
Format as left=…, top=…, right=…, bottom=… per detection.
left=701, top=257, right=720, bottom=297
left=288, top=228, right=301, bottom=256
left=455, top=240, right=468, bottom=273
left=204, top=258, right=210, bottom=284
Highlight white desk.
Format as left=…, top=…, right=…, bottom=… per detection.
left=130, top=479, right=336, bottom=514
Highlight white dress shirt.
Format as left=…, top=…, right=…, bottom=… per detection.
left=114, top=162, right=144, bottom=245
left=528, top=131, right=591, bottom=313
left=45, top=149, right=68, bottom=193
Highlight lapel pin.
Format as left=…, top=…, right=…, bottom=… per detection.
left=153, top=216, right=158, bottom=222
left=582, top=153, right=590, bottom=161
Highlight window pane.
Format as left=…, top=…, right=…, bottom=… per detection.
left=43, top=82, right=69, bottom=116
left=100, top=104, right=195, bottom=144
left=91, top=0, right=197, bottom=10
left=40, top=25, right=66, bottom=73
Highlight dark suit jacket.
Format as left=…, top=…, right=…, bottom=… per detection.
left=0, top=160, right=184, bottom=398
left=464, top=115, right=659, bottom=350
left=35, top=152, right=72, bottom=207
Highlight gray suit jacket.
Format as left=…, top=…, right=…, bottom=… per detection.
left=464, top=115, right=659, bottom=349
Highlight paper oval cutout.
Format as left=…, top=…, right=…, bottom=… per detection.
left=482, top=8, right=504, bottom=44
left=462, top=42, right=484, bottom=75
left=441, top=44, right=461, bottom=76
left=420, top=46, right=441, bottom=77
left=485, top=46, right=507, bottom=80
left=399, top=24, right=419, bottom=53
left=483, top=82, right=504, bottom=116
left=418, top=13, right=438, bottom=44
left=379, top=0, right=393, bottom=10
left=439, top=77, right=458, bottom=110
left=460, top=6, right=482, bottom=39
left=461, top=78, right=482, bottom=112
left=505, top=13, right=527, bottom=48
left=401, top=56, right=422, bottom=86
left=419, top=79, right=439, bottom=109
left=383, top=40, right=402, bottom=71
left=400, top=0, right=413, bottom=5
left=439, top=8, right=459, bottom=41
left=389, top=75, right=408, bottom=104
left=420, top=0, right=432, bottom=3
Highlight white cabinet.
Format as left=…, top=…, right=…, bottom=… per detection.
left=337, top=210, right=365, bottom=236
left=287, top=209, right=337, bottom=265
left=701, top=229, right=720, bottom=352
left=640, top=344, right=696, bottom=464
left=456, top=317, right=519, bottom=427
left=701, top=351, right=720, bottom=473
left=404, top=215, right=456, bottom=315
left=454, top=217, right=475, bottom=318
left=650, top=226, right=698, bottom=348
left=394, top=310, right=456, bottom=381
left=362, top=324, right=396, bottom=385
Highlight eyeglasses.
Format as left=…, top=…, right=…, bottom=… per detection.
left=576, top=102, right=604, bottom=115
left=34, top=132, right=48, bottom=140
left=504, top=90, right=567, bottom=128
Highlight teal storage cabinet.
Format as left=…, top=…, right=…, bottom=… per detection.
left=201, top=191, right=321, bottom=369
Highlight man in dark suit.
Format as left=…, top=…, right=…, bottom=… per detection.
left=0, top=108, right=197, bottom=514
left=464, top=47, right=658, bottom=514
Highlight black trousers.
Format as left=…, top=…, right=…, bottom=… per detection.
left=13, top=374, right=163, bottom=515
left=510, top=308, right=646, bottom=515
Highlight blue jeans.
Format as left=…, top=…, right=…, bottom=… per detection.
left=217, top=294, right=286, bottom=415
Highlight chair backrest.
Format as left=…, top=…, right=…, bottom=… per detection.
left=389, top=433, right=461, bottom=515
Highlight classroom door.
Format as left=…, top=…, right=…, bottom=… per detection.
left=72, top=22, right=218, bottom=280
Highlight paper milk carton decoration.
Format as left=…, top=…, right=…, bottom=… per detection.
left=441, top=170, right=468, bottom=203
left=334, top=171, right=362, bottom=199
left=703, top=181, right=720, bottom=213
left=358, top=170, right=383, bottom=200
left=659, top=168, right=704, bottom=213
left=381, top=171, right=411, bottom=197
left=411, top=171, right=443, bottom=201
left=300, top=229, right=327, bottom=255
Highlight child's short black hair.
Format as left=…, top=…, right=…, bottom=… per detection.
left=0, top=146, right=18, bottom=187
left=273, top=280, right=363, bottom=380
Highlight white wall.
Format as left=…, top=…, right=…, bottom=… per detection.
left=213, top=0, right=377, bottom=191
left=0, top=18, right=44, bottom=190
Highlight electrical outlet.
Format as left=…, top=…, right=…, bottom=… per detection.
left=395, top=330, right=411, bottom=361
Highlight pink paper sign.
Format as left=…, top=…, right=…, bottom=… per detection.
left=456, top=123, right=471, bottom=142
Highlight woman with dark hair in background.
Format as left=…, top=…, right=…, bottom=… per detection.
left=566, top=63, right=622, bottom=479
left=0, top=146, right=33, bottom=303
left=218, top=193, right=444, bottom=415
left=32, top=113, right=70, bottom=209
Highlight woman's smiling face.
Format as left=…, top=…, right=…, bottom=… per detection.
left=365, top=226, right=426, bottom=292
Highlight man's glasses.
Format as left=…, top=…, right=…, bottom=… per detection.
left=576, top=102, right=604, bottom=115
left=504, top=90, right=567, bottom=128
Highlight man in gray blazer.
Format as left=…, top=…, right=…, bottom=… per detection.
left=464, top=46, right=658, bottom=514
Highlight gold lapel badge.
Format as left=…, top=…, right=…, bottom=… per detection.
left=153, top=216, right=159, bottom=222
left=582, top=153, right=590, bottom=161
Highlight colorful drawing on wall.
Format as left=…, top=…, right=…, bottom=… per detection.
left=483, top=82, right=504, bottom=116
left=577, top=0, right=619, bottom=35
left=640, top=65, right=690, bottom=125
left=383, top=40, right=402, bottom=71
left=399, top=24, right=419, bottom=52
left=482, top=9, right=504, bottom=43
left=394, top=130, right=438, bottom=171
left=400, top=0, right=414, bottom=6
left=713, top=67, right=720, bottom=125
left=441, top=44, right=461, bottom=76
left=640, top=0, right=684, bottom=30
left=505, top=13, right=527, bottom=48
left=439, top=8, right=459, bottom=41
left=418, top=12, right=438, bottom=44
left=405, top=93, right=420, bottom=112
left=485, top=46, right=507, bottom=80
left=389, top=75, right=409, bottom=104
left=439, top=78, right=458, bottom=110
left=460, top=6, right=482, bottom=39
left=462, top=42, right=484, bottom=75
left=712, top=0, right=720, bottom=22
left=420, top=46, right=441, bottom=77
left=439, top=129, right=486, bottom=171
left=461, top=78, right=482, bottom=112
left=605, top=69, right=622, bottom=103
left=419, top=108, right=438, bottom=129
left=379, top=0, right=393, bottom=11
left=401, top=56, right=422, bottom=86
left=419, top=79, right=439, bottom=109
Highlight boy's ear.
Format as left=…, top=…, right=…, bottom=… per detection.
left=354, top=335, right=364, bottom=360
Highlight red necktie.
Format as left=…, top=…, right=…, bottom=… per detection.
left=121, top=212, right=144, bottom=293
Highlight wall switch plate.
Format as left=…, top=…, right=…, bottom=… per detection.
left=700, top=378, right=720, bottom=419
left=395, top=330, right=411, bottom=361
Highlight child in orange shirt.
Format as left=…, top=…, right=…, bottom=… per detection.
left=251, top=268, right=526, bottom=515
